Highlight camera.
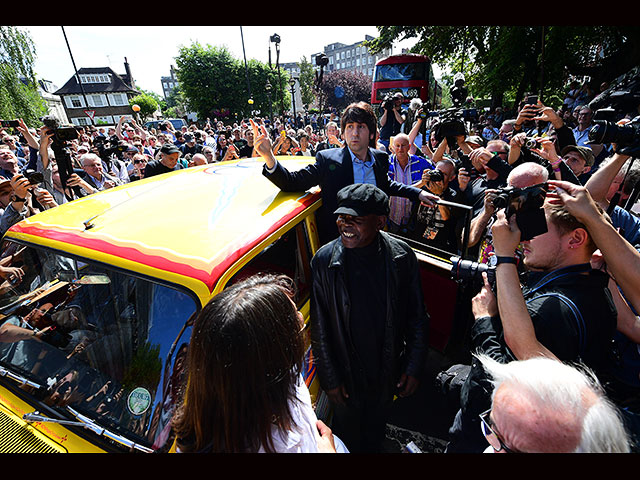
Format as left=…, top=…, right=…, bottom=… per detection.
left=425, top=169, right=444, bottom=183
left=93, top=135, right=128, bottom=161
left=525, top=95, right=538, bottom=106
left=587, top=66, right=640, bottom=156
left=42, top=116, right=79, bottom=143
left=382, top=93, right=398, bottom=112
left=431, top=108, right=476, bottom=146
left=315, top=54, right=329, bottom=67
left=492, top=182, right=549, bottom=241
left=524, top=137, right=538, bottom=149
left=451, top=73, right=468, bottom=108
left=587, top=116, right=640, bottom=154
left=0, top=120, right=19, bottom=128
left=41, top=115, right=80, bottom=201
left=450, top=255, right=496, bottom=292
left=24, top=169, right=44, bottom=185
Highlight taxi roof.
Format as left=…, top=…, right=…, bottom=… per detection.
left=6, top=157, right=320, bottom=301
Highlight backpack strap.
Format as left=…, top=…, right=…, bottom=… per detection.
left=526, top=292, right=586, bottom=357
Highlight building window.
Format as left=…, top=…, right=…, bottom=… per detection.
left=65, top=95, right=85, bottom=109
left=108, top=93, right=129, bottom=106
left=88, top=95, right=107, bottom=107
left=78, top=74, right=110, bottom=84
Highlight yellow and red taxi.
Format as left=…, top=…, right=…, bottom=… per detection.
left=0, top=156, right=463, bottom=453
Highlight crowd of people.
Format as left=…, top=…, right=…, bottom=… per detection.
left=2, top=74, right=640, bottom=453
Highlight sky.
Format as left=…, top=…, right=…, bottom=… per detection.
left=19, top=26, right=417, bottom=97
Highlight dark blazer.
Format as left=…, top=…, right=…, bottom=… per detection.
left=262, top=147, right=423, bottom=245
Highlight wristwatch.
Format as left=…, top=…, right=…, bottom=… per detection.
left=488, top=255, right=517, bottom=267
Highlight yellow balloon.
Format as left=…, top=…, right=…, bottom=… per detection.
left=248, top=98, right=254, bottom=105
left=132, top=104, right=141, bottom=112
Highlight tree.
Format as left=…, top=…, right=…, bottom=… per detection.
left=175, top=42, right=288, bottom=122
left=366, top=26, right=640, bottom=111
left=0, top=26, right=47, bottom=126
left=298, top=56, right=316, bottom=109
left=129, top=93, right=158, bottom=121
left=319, top=70, right=372, bottom=112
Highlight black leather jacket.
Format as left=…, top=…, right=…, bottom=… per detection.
left=309, top=232, right=429, bottom=399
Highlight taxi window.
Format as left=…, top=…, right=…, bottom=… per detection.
left=227, top=221, right=313, bottom=307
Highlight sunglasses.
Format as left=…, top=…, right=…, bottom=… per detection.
left=479, top=409, right=519, bottom=453
left=134, top=159, right=146, bottom=164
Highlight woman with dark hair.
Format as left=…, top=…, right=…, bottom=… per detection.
left=172, top=273, right=343, bottom=453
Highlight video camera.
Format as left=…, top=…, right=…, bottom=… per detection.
left=93, top=135, right=128, bottom=166
left=587, top=66, right=640, bottom=157
left=430, top=107, right=479, bottom=150
left=381, top=93, right=400, bottom=112
left=41, top=116, right=81, bottom=202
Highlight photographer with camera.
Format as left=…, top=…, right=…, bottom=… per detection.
left=458, top=145, right=512, bottom=224
left=0, top=171, right=58, bottom=237
left=446, top=188, right=619, bottom=453
left=411, top=159, right=466, bottom=252
left=379, top=92, right=406, bottom=151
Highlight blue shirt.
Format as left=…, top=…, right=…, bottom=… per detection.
left=348, top=148, right=377, bottom=185
left=388, top=154, right=434, bottom=184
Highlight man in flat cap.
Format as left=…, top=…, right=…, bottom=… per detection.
left=144, top=143, right=184, bottom=178
left=309, top=183, right=429, bottom=453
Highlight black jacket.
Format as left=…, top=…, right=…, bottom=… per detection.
left=309, top=231, right=429, bottom=400
left=263, top=147, right=423, bottom=245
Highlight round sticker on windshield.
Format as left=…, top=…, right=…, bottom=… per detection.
left=127, top=387, right=152, bottom=416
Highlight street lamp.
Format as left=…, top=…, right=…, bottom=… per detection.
left=289, top=77, right=297, bottom=129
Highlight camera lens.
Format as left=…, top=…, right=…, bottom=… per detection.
left=588, top=120, right=637, bottom=145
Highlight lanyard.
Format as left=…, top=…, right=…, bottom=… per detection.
left=526, top=263, right=592, bottom=294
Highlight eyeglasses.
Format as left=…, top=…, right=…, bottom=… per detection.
left=479, top=409, right=518, bottom=453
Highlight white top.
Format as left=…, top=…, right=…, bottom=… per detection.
left=259, top=374, right=321, bottom=453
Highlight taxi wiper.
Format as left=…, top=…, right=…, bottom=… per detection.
left=23, top=407, right=153, bottom=453
left=0, top=364, right=45, bottom=390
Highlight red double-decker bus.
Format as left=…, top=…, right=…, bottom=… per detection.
left=371, top=54, right=442, bottom=109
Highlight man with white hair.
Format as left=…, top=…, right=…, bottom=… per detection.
left=477, top=354, right=630, bottom=453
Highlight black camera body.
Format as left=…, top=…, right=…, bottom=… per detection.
left=588, top=116, right=640, bottom=156
left=425, top=169, right=445, bottom=183
left=93, top=135, right=128, bottom=161
left=587, top=66, right=640, bottom=156
left=41, top=115, right=81, bottom=201
left=450, top=255, right=496, bottom=293
left=42, top=116, right=79, bottom=144
left=382, top=94, right=397, bottom=112
left=431, top=108, right=478, bottom=146
left=493, top=182, right=549, bottom=241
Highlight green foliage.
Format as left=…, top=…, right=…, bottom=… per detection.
left=175, top=42, right=288, bottom=121
left=0, top=26, right=47, bottom=126
left=122, top=342, right=163, bottom=392
left=129, top=93, right=159, bottom=120
left=298, top=56, right=316, bottom=108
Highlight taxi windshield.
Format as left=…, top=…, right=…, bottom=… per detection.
left=0, top=240, right=197, bottom=452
